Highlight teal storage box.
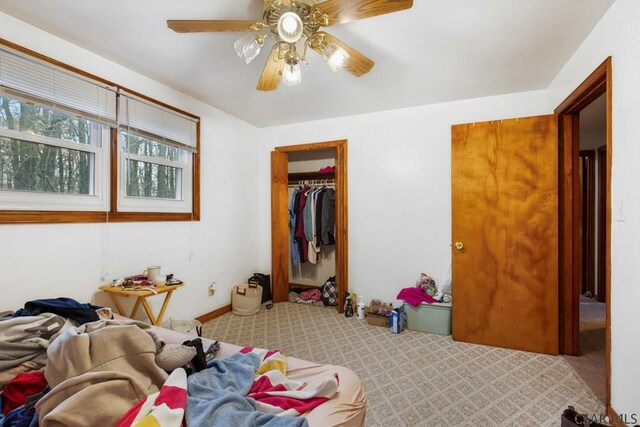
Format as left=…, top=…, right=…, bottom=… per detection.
left=404, top=302, right=452, bottom=335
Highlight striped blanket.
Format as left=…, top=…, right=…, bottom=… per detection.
left=117, top=368, right=187, bottom=427
left=240, top=347, right=339, bottom=417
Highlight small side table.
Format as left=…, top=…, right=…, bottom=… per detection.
left=99, top=284, right=184, bottom=326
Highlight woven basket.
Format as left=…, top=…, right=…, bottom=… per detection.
left=231, top=283, right=263, bottom=316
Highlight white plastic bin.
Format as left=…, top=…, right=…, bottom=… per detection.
left=404, top=302, right=452, bottom=335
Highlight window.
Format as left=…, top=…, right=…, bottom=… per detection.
left=0, top=42, right=200, bottom=223
left=117, top=91, right=197, bottom=213
left=0, top=95, right=111, bottom=211
left=0, top=45, right=114, bottom=212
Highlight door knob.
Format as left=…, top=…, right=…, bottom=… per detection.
left=454, top=242, right=464, bottom=250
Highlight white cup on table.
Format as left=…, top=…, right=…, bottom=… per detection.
left=144, top=266, right=161, bottom=281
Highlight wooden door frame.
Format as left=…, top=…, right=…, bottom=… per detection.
left=555, top=57, right=612, bottom=408
left=596, top=145, right=607, bottom=303
left=271, top=140, right=348, bottom=313
left=579, top=149, right=596, bottom=297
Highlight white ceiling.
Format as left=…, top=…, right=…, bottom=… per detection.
left=0, top=0, right=614, bottom=127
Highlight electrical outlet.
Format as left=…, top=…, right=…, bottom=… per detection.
left=208, top=282, right=216, bottom=297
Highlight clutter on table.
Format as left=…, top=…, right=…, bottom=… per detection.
left=110, top=271, right=183, bottom=292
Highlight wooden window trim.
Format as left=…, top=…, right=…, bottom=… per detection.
left=0, top=38, right=201, bottom=224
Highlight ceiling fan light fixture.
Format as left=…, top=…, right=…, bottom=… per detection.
left=282, top=62, right=302, bottom=86
left=234, top=34, right=266, bottom=64
left=322, top=45, right=349, bottom=72
left=277, top=12, right=304, bottom=43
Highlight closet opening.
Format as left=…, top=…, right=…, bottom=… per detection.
left=556, top=58, right=611, bottom=409
left=271, top=140, right=348, bottom=313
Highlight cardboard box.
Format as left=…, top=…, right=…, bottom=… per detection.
left=369, top=302, right=393, bottom=315
left=366, top=312, right=390, bottom=327
left=365, top=305, right=391, bottom=327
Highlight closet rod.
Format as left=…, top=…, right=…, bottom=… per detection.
left=287, top=180, right=335, bottom=187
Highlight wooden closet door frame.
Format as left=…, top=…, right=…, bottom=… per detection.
left=555, top=57, right=612, bottom=410
left=271, top=140, right=348, bottom=313
left=579, top=149, right=596, bottom=297
left=596, top=145, right=607, bottom=303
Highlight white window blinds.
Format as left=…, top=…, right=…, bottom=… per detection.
left=118, top=91, right=198, bottom=152
left=0, top=47, right=117, bottom=126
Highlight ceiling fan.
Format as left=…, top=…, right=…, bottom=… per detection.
left=167, top=0, right=413, bottom=91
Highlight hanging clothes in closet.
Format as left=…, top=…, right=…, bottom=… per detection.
left=289, top=183, right=335, bottom=267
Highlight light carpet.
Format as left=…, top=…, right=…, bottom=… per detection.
left=202, top=302, right=604, bottom=426
left=563, top=296, right=607, bottom=404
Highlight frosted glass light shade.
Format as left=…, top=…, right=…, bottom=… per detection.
left=322, top=45, right=349, bottom=72
left=234, top=35, right=264, bottom=64
left=282, top=62, right=302, bottom=86
left=277, top=12, right=303, bottom=43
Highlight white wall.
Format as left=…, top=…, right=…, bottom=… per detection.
left=0, top=12, right=260, bottom=320
left=256, top=89, right=551, bottom=306
left=548, top=0, right=640, bottom=416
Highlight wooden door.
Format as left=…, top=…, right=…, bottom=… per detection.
left=451, top=115, right=559, bottom=355
left=271, top=150, right=289, bottom=303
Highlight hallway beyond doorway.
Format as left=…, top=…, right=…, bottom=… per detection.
left=564, top=295, right=606, bottom=403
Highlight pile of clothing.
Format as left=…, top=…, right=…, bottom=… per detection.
left=0, top=298, right=210, bottom=427
left=288, top=277, right=338, bottom=308
left=1, top=298, right=338, bottom=427
left=0, top=298, right=108, bottom=426
left=288, top=287, right=324, bottom=307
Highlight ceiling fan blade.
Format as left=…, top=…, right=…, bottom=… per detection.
left=167, top=20, right=260, bottom=33
left=314, top=0, right=413, bottom=26
left=311, top=32, right=374, bottom=77
left=257, top=46, right=285, bottom=92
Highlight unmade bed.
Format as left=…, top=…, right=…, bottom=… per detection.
left=158, top=327, right=368, bottom=426
left=0, top=307, right=366, bottom=426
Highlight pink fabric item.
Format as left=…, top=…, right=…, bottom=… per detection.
left=319, top=166, right=335, bottom=173
left=397, top=287, right=438, bottom=307
left=299, top=289, right=322, bottom=301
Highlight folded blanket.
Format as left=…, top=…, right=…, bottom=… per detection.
left=186, top=353, right=307, bottom=427
left=117, top=368, right=187, bottom=427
